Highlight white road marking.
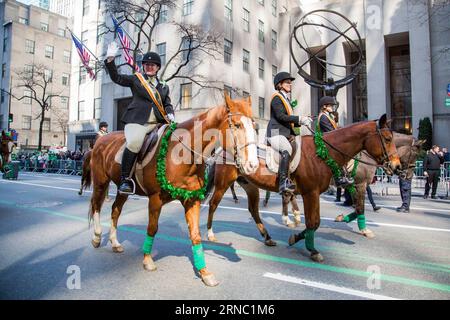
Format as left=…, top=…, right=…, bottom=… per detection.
left=2, top=179, right=449, bottom=233
left=263, top=272, right=400, bottom=300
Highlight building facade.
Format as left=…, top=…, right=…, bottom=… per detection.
left=67, top=0, right=298, bottom=151
left=49, top=0, right=75, bottom=18
left=0, top=0, right=72, bottom=149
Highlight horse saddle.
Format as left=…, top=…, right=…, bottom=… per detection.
left=257, top=136, right=302, bottom=175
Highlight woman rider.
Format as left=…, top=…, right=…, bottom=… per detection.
left=104, top=42, right=175, bottom=195
left=266, top=72, right=312, bottom=194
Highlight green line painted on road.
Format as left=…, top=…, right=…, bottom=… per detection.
left=214, top=222, right=450, bottom=274
left=1, top=199, right=450, bottom=294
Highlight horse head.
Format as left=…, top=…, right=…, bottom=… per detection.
left=395, top=134, right=425, bottom=179
left=362, top=114, right=401, bottom=175
left=223, top=94, right=258, bottom=175
left=1, top=131, right=15, bottom=171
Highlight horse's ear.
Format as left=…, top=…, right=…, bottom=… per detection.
left=224, top=92, right=232, bottom=111
left=378, top=114, right=387, bottom=128
left=416, top=139, right=426, bottom=147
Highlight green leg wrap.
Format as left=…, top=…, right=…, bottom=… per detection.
left=192, top=244, right=206, bottom=271
left=357, top=214, right=367, bottom=230
left=305, top=229, right=318, bottom=254
left=343, top=211, right=358, bottom=223
left=142, top=235, right=154, bottom=255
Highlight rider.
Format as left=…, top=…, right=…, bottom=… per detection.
left=96, top=121, right=109, bottom=141
left=105, top=42, right=175, bottom=195
left=266, top=72, right=312, bottom=194
left=318, top=96, right=354, bottom=187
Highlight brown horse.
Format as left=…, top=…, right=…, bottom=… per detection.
left=78, top=150, right=92, bottom=196
left=335, top=133, right=425, bottom=237
left=85, top=95, right=258, bottom=286
left=0, top=131, right=15, bottom=172
left=205, top=115, right=401, bottom=262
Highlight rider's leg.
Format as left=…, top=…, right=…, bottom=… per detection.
left=267, top=135, right=294, bottom=194
left=120, top=123, right=154, bottom=194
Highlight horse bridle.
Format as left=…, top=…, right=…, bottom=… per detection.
left=372, top=126, right=398, bottom=173
left=396, top=139, right=419, bottom=179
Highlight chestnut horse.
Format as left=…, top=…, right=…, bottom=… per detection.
left=85, top=95, right=258, bottom=286
left=0, top=131, right=15, bottom=172
left=335, top=133, right=424, bottom=237
left=205, top=115, right=401, bottom=262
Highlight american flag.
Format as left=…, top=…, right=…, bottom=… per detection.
left=71, top=33, right=96, bottom=80
left=111, top=15, right=140, bottom=72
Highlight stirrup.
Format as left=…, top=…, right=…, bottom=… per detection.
left=119, top=178, right=136, bottom=195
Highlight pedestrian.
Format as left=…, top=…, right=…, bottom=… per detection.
left=443, top=147, right=450, bottom=162
left=423, top=145, right=444, bottom=199
left=366, top=185, right=381, bottom=211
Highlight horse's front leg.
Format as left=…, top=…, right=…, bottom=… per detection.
left=281, top=194, right=295, bottom=228
left=184, top=199, right=219, bottom=287
left=142, top=194, right=162, bottom=271
left=109, top=193, right=129, bottom=253
left=291, top=196, right=302, bottom=226
left=288, top=191, right=323, bottom=262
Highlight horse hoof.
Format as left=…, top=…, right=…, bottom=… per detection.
left=335, top=214, right=345, bottom=222
left=311, top=253, right=324, bottom=263
left=294, top=221, right=302, bottom=227
left=207, top=235, right=218, bottom=242
left=201, top=274, right=219, bottom=287
left=91, top=239, right=101, bottom=248
left=143, top=262, right=157, bottom=272
left=234, top=199, right=239, bottom=204
left=112, top=245, right=124, bottom=253
left=361, top=229, right=375, bottom=239
left=78, top=191, right=82, bottom=196
left=288, top=234, right=297, bottom=246
left=265, top=239, right=277, bottom=247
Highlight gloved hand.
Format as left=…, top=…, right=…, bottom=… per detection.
left=167, top=113, right=175, bottom=122
left=299, top=116, right=313, bottom=127
left=106, top=42, right=119, bottom=59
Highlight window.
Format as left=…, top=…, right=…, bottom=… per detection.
left=23, top=90, right=32, bottom=104
left=243, top=91, right=250, bottom=98
left=157, top=5, right=168, bottom=24
left=1, top=92, right=4, bottom=104
left=58, top=28, right=66, bottom=37
left=272, top=65, right=277, bottom=80
left=3, top=31, right=8, bottom=52
left=94, top=98, right=102, bottom=120
left=83, top=0, right=90, bottom=16
left=45, top=45, right=54, bottom=59
left=97, top=23, right=106, bottom=43
left=78, top=101, right=85, bottom=120
left=225, top=0, right=232, bottom=21
left=79, top=66, right=87, bottom=84
left=25, top=39, right=35, bottom=54
left=24, top=65, right=33, bottom=77
left=41, top=22, right=49, bottom=32
left=257, top=0, right=264, bottom=6
left=259, top=97, right=265, bottom=119
left=81, top=30, right=88, bottom=45
left=44, top=69, right=53, bottom=82
left=243, top=49, right=250, bottom=72
left=271, top=30, right=277, bottom=50
left=180, top=83, right=192, bottom=109
left=22, top=116, right=32, bottom=130
left=43, top=118, right=51, bottom=131
left=258, top=58, right=264, bottom=79
left=1, top=63, right=5, bottom=78
left=62, top=73, right=70, bottom=86
left=224, top=39, right=232, bottom=64
left=242, top=8, right=250, bottom=32
left=224, top=85, right=232, bottom=98
left=157, top=42, right=166, bottom=65
left=272, top=0, right=277, bottom=17
left=258, top=20, right=264, bottom=43
left=181, top=36, right=192, bottom=61
left=60, top=96, right=69, bottom=108
left=19, top=17, right=29, bottom=25
left=64, top=50, right=71, bottom=63
left=183, top=0, right=193, bottom=16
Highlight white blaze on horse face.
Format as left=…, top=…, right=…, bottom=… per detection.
left=241, top=116, right=258, bottom=174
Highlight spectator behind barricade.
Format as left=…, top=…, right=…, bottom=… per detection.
left=423, top=145, right=444, bottom=199
left=441, top=147, right=449, bottom=162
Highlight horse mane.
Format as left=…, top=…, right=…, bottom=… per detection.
left=176, top=103, right=227, bottom=131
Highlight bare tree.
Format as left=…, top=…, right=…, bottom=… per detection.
left=13, top=64, right=66, bottom=150
left=52, top=107, right=69, bottom=146
left=104, top=0, right=225, bottom=100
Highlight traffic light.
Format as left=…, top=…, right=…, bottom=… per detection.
left=8, top=113, right=13, bottom=123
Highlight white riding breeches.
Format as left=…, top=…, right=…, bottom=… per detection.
left=267, top=135, right=292, bottom=156
left=124, top=123, right=157, bottom=153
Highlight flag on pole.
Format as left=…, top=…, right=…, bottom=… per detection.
left=70, top=32, right=96, bottom=80
left=111, top=15, right=140, bottom=72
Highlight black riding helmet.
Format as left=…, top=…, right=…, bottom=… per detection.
left=274, top=72, right=295, bottom=90
left=142, top=52, right=161, bottom=67
left=99, top=121, right=108, bottom=128
left=319, top=96, right=337, bottom=108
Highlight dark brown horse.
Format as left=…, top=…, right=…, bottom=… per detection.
left=0, top=131, right=15, bottom=172
left=205, top=115, right=401, bottom=262
left=78, top=150, right=91, bottom=196
left=85, top=95, right=258, bottom=286
left=335, top=133, right=425, bottom=237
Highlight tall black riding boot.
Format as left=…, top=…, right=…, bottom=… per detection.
left=119, top=148, right=138, bottom=194
left=278, top=150, right=295, bottom=195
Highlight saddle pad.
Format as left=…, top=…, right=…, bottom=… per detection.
left=258, top=135, right=302, bottom=174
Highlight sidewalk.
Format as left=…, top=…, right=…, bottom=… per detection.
left=370, top=178, right=449, bottom=199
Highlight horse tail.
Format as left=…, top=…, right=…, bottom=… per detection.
left=80, top=150, right=92, bottom=191
left=203, top=160, right=216, bottom=203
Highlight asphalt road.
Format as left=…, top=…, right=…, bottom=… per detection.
left=0, top=172, right=449, bottom=300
